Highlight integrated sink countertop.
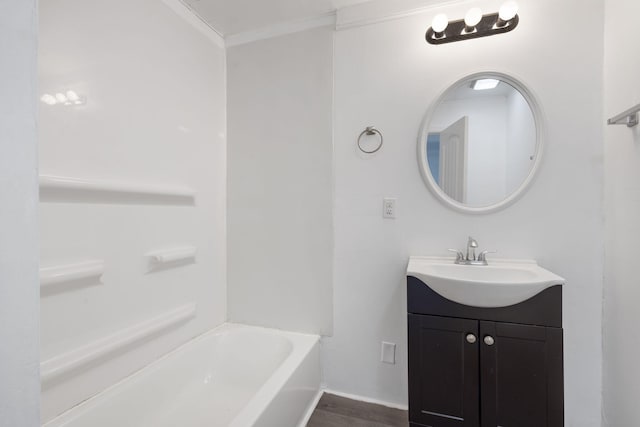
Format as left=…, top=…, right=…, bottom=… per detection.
left=407, top=256, right=565, bottom=308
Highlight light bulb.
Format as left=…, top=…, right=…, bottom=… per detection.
left=40, top=94, right=57, bottom=105
left=464, top=8, right=483, bottom=29
left=499, top=1, right=519, bottom=21
left=432, top=14, right=448, bottom=33
left=66, top=90, right=80, bottom=102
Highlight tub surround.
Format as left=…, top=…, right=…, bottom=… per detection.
left=40, top=304, right=198, bottom=389
left=38, top=0, right=227, bottom=421
left=38, top=174, right=197, bottom=205
left=40, top=260, right=105, bottom=294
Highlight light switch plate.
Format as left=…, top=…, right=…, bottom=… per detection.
left=381, top=341, right=396, bottom=364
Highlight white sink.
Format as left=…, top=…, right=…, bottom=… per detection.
left=407, top=256, right=565, bottom=308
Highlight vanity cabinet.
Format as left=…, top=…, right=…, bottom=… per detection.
left=407, top=276, right=564, bottom=427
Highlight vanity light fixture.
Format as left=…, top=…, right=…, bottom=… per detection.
left=472, top=78, right=500, bottom=90
left=426, top=1, right=519, bottom=45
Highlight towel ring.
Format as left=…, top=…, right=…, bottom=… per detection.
left=357, top=127, right=383, bottom=154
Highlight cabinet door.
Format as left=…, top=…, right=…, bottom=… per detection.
left=480, top=321, right=563, bottom=427
left=408, top=314, right=480, bottom=427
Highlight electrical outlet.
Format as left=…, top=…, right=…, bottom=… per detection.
left=381, top=341, right=396, bottom=364
left=383, top=198, right=396, bottom=219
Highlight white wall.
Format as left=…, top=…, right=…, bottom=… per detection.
left=227, top=27, right=334, bottom=335
left=0, top=1, right=40, bottom=426
left=38, top=0, right=226, bottom=421
left=323, top=2, right=604, bottom=426
left=602, top=0, right=640, bottom=424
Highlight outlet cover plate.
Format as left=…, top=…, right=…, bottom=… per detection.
left=381, top=341, right=396, bottom=364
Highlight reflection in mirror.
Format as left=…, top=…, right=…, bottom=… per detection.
left=423, top=77, right=537, bottom=208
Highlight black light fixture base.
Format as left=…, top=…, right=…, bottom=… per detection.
left=426, top=13, right=519, bottom=45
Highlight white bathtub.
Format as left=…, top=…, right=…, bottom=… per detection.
left=44, top=324, right=321, bottom=427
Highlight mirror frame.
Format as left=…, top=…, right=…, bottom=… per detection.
left=417, top=71, right=545, bottom=214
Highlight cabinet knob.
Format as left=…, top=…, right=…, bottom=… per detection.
left=484, top=335, right=495, bottom=346
left=466, top=334, right=477, bottom=344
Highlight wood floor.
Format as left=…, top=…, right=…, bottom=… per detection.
left=306, top=393, right=408, bottom=427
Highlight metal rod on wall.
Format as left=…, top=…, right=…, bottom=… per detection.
left=607, top=103, right=640, bottom=128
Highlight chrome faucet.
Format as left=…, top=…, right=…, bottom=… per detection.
left=448, top=236, right=495, bottom=265
left=466, top=236, right=478, bottom=262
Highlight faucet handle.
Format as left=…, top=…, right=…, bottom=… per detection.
left=448, top=249, right=465, bottom=261
left=477, top=250, right=497, bottom=263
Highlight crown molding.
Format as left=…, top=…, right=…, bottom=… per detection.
left=162, top=0, right=225, bottom=48
left=225, top=12, right=336, bottom=48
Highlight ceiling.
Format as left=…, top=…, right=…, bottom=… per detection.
left=183, top=0, right=374, bottom=36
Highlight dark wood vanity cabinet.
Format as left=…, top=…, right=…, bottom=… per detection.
left=407, top=276, right=564, bottom=427
left=408, top=314, right=480, bottom=427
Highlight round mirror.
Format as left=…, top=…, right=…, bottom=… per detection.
left=418, top=73, right=542, bottom=213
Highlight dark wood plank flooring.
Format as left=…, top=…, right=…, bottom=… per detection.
left=307, top=393, right=408, bottom=427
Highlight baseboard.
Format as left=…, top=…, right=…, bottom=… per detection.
left=298, top=389, right=324, bottom=427
left=322, top=388, right=408, bottom=411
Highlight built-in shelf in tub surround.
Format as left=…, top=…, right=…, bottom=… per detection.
left=40, top=260, right=105, bottom=294
left=39, top=174, right=196, bottom=205
left=146, top=246, right=197, bottom=270
left=41, top=303, right=197, bottom=388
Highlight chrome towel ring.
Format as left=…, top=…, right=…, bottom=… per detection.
left=357, top=126, right=383, bottom=154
